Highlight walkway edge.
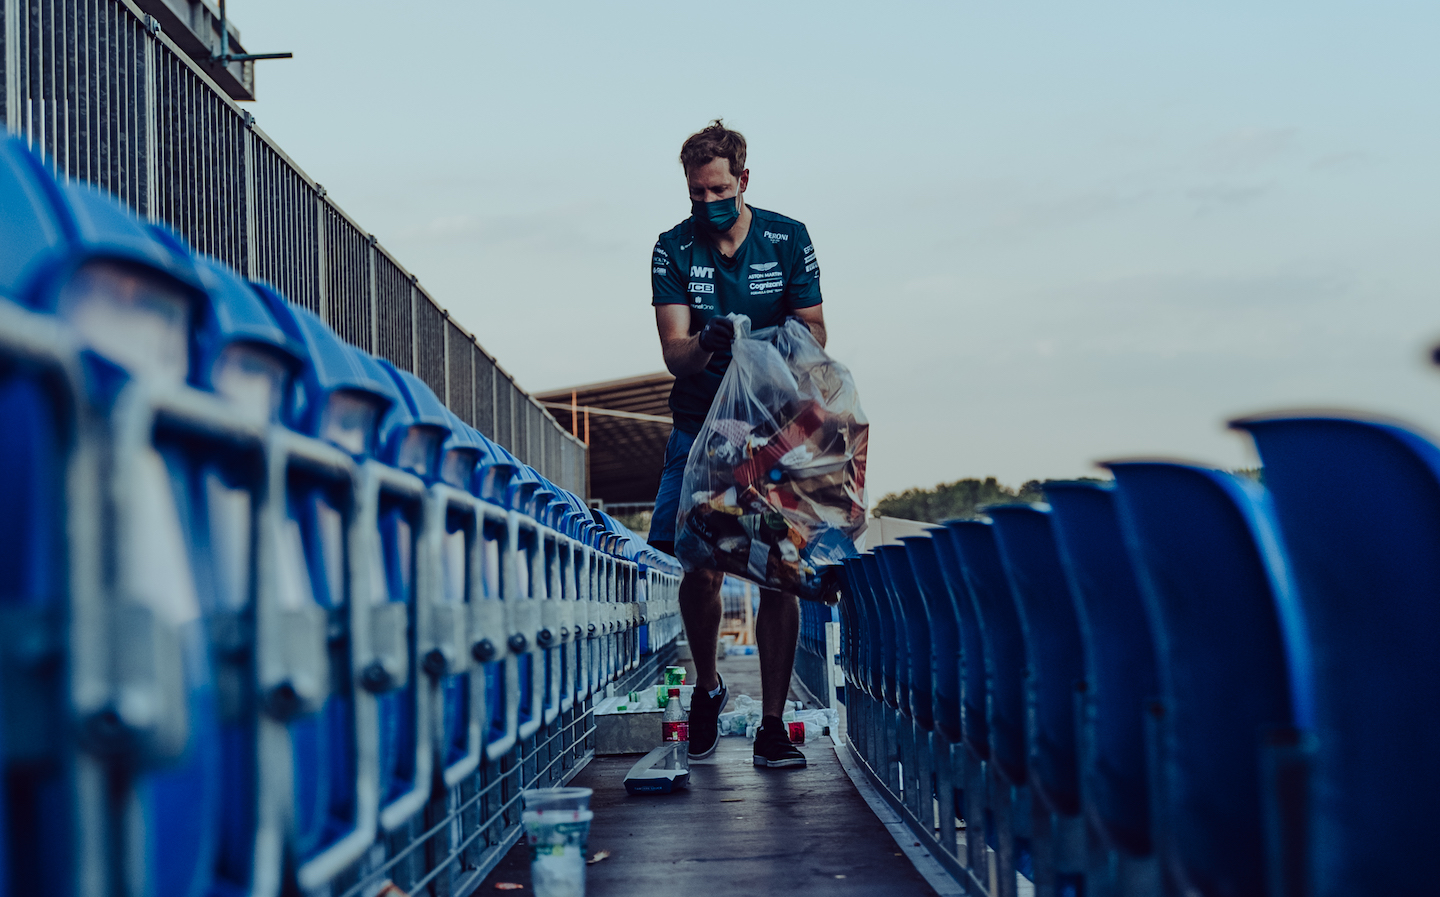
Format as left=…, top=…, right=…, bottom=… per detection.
left=832, top=741, right=968, bottom=896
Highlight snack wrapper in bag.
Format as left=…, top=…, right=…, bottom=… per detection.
left=675, top=315, right=868, bottom=601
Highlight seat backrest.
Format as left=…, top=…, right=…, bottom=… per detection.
left=948, top=520, right=1029, bottom=786
left=849, top=556, right=884, bottom=699
left=1235, top=414, right=1440, bottom=897
left=861, top=553, right=903, bottom=709
left=933, top=526, right=990, bottom=759
left=837, top=558, right=867, bottom=695
left=989, top=504, right=1086, bottom=818
left=905, top=535, right=964, bottom=743
left=1044, top=481, right=1159, bottom=857
left=878, top=544, right=933, bottom=729
left=1110, top=462, right=1311, bottom=897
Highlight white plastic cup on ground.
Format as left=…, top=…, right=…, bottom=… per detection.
left=521, top=787, right=593, bottom=897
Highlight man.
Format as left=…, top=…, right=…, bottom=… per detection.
left=648, top=120, right=826, bottom=769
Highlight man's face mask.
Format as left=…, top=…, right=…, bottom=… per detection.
left=693, top=184, right=742, bottom=234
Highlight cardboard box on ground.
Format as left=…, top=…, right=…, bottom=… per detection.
left=676, top=316, right=868, bottom=601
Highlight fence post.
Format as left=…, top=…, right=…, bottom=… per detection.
left=316, top=191, right=329, bottom=324
left=141, top=21, right=158, bottom=221
left=243, top=129, right=257, bottom=279
left=1, top=0, right=16, bottom=134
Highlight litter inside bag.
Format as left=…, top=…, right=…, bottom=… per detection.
left=675, top=315, right=868, bottom=600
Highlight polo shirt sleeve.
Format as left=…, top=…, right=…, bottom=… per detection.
left=786, top=224, right=822, bottom=309
left=651, top=238, right=687, bottom=306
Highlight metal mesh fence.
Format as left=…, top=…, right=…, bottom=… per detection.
left=473, top=347, right=496, bottom=437
left=414, top=287, right=446, bottom=400
left=446, top=320, right=473, bottom=427
left=373, top=251, right=412, bottom=368
left=152, top=49, right=247, bottom=270
left=1, top=0, right=587, bottom=494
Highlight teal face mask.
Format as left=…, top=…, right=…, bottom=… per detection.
left=693, top=190, right=742, bottom=234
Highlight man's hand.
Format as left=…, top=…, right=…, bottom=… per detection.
left=697, top=316, right=735, bottom=353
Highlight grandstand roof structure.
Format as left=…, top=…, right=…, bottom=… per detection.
left=535, top=371, right=675, bottom=506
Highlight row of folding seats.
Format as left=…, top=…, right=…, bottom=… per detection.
left=839, top=426, right=1439, bottom=895
left=0, top=135, right=682, bottom=897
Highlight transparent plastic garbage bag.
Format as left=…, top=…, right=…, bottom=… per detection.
left=675, top=315, right=868, bottom=600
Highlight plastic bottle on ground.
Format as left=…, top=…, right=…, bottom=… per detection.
left=662, top=687, right=689, bottom=772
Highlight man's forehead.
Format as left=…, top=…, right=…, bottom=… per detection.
left=686, top=158, right=738, bottom=186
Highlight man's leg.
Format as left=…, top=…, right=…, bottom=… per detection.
left=678, top=569, right=724, bottom=693
left=755, top=588, right=800, bottom=719
left=752, top=587, right=806, bottom=768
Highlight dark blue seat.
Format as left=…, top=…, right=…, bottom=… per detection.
left=0, top=299, right=85, bottom=897
left=860, top=553, right=902, bottom=709
left=1235, top=414, right=1440, bottom=897
left=932, top=526, right=990, bottom=761
left=836, top=558, right=866, bottom=696
left=989, top=504, right=1086, bottom=819
left=1044, top=482, right=1159, bottom=858
left=878, top=544, right=934, bottom=730
left=903, top=535, right=963, bottom=743
left=843, top=556, right=882, bottom=699
left=1109, top=462, right=1312, bottom=897
left=948, top=520, right=1029, bottom=788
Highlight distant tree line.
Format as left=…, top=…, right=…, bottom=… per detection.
left=874, top=469, right=1263, bottom=524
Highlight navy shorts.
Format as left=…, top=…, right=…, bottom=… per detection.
left=648, top=428, right=696, bottom=553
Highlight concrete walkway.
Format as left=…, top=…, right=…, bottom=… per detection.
left=477, top=653, right=940, bottom=895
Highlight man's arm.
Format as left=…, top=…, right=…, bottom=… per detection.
left=792, top=304, right=827, bottom=348
left=656, top=305, right=714, bottom=377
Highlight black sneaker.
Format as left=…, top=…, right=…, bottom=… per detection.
left=753, top=719, right=807, bottom=768
left=687, top=674, right=727, bottom=760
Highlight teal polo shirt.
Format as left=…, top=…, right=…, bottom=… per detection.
left=651, top=206, right=822, bottom=434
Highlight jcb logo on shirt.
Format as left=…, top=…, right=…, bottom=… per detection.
left=690, top=266, right=715, bottom=278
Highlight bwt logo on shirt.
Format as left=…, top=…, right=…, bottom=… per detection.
left=690, top=265, right=715, bottom=278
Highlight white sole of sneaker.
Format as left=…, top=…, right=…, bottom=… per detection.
left=753, top=756, right=807, bottom=768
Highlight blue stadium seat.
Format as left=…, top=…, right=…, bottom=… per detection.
left=1043, top=482, right=1160, bottom=861
left=902, top=535, right=963, bottom=744
left=1234, top=414, right=1440, bottom=897
left=249, top=293, right=405, bottom=879
left=1109, top=462, right=1312, bottom=897
left=989, top=505, right=1085, bottom=818
left=0, top=298, right=87, bottom=897
left=843, top=557, right=881, bottom=701
left=948, top=520, right=1029, bottom=789
left=860, top=553, right=903, bottom=711
left=932, top=525, right=990, bottom=762
left=877, top=544, right=933, bottom=730
left=990, top=503, right=1090, bottom=893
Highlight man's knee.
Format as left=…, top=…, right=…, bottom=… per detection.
left=680, top=569, right=724, bottom=603
left=757, top=587, right=798, bottom=610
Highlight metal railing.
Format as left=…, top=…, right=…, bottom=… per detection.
left=0, top=0, right=586, bottom=495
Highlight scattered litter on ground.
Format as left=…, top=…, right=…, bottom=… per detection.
left=494, top=884, right=524, bottom=891
left=586, top=851, right=610, bottom=865
left=717, top=695, right=838, bottom=741
left=720, top=798, right=744, bottom=803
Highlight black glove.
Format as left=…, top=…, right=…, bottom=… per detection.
left=697, top=316, right=735, bottom=353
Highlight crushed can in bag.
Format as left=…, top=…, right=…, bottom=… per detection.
left=675, top=315, right=867, bottom=601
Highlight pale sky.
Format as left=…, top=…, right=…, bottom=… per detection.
left=240, top=1, right=1440, bottom=502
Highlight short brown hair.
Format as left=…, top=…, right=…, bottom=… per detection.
left=680, top=119, right=747, bottom=177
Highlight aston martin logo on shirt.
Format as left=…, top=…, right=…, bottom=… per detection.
left=750, top=262, right=778, bottom=271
